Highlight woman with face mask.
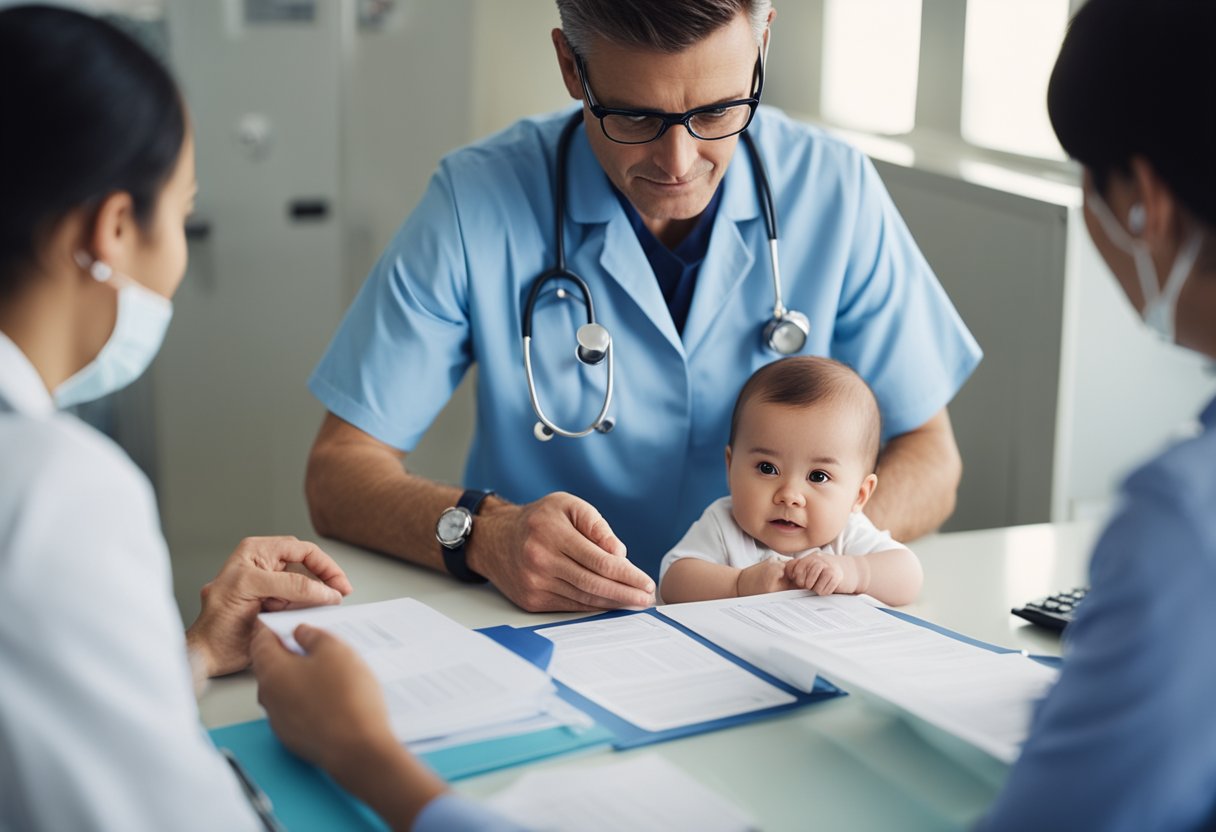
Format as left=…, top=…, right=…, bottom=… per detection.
left=979, top=0, right=1216, bottom=829
left=0, top=7, right=518, bottom=831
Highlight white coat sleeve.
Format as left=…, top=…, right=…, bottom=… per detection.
left=0, top=422, right=261, bottom=832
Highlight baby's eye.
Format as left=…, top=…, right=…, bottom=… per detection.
left=808, top=470, right=830, bottom=484
left=757, top=461, right=778, bottom=476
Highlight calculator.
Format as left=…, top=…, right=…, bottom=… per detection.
left=1011, top=587, right=1089, bottom=631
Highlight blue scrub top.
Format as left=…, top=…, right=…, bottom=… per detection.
left=309, top=106, right=982, bottom=577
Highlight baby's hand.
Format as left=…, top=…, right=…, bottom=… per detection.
left=736, top=557, right=794, bottom=597
left=785, top=554, right=858, bottom=597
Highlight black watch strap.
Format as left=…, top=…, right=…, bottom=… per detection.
left=442, top=489, right=493, bottom=583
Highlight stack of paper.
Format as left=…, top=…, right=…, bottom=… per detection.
left=660, top=592, right=1058, bottom=763
left=486, top=754, right=757, bottom=832
left=259, top=599, right=584, bottom=752
left=535, top=613, right=795, bottom=733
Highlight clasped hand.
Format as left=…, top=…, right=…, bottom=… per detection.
left=185, top=536, right=353, bottom=677
left=736, top=553, right=859, bottom=597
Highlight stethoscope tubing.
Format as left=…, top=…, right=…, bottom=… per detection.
left=522, top=111, right=803, bottom=441
left=739, top=129, right=788, bottom=320
left=523, top=332, right=615, bottom=439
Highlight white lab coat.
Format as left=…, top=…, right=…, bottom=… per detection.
left=0, top=333, right=260, bottom=831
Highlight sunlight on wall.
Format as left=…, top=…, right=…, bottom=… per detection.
left=961, top=0, right=1069, bottom=159
left=820, top=0, right=921, bottom=135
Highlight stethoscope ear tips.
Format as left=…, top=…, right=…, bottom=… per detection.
left=575, top=323, right=611, bottom=366
left=595, top=418, right=615, bottom=434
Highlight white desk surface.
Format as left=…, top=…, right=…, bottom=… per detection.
left=200, top=521, right=1098, bottom=831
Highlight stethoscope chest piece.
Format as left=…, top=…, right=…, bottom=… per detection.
left=764, top=309, right=810, bottom=355
left=575, top=322, right=611, bottom=365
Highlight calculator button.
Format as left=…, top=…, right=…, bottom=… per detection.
left=1057, top=603, right=1073, bottom=613
left=1044, top=600, right=1060, bottom=610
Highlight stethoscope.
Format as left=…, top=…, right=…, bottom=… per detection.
left=523, top=112, right=809, bottom=442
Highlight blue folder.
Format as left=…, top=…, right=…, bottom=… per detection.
left=509, top=607, right=845, bottom=749
left=879, top=607, right=1062, bottom=669
left=208, top=609, right=846, bottom=830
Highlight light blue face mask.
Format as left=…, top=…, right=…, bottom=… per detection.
left=54, top=252, right=174, bottom=409
left=1086, top=189, right=1203, bottom=344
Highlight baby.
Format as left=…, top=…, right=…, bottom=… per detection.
left=659, top=356, right=922, bottom=606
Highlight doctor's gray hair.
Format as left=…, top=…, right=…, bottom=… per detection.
left=555, top=0, right=772, bottom=56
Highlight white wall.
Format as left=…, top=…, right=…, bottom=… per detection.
left=470, top=0, right=568, bottom=138
left=1055, top=213, right=1216, bottom=520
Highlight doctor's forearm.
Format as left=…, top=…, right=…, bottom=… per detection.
left=864, top=408, right=962, bottom=541
left=305, top=416, right=654, bottom=611
left=305, top=420, right=475, bottom=572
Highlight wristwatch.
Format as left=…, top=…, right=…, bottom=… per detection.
left=436, top=489, right=494, bottom=583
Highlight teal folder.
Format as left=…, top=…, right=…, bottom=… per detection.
left=210, top=719, right=385, bottom=831
left=211, top=720, right=617, bottom=827
left=209, top=717, right=613, bottom=831
left=207, top=621, right=611, bottom=831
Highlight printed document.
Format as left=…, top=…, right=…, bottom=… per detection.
left=260, top=599, right=560, bottom=746
left=487, top=754, right=757, bottom=832
left=535, top=613, right=794, bottom=732
left=661, top=592, right=1058, bottom=763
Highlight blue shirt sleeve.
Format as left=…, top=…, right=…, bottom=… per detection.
left=830, top=153, right=982, bottom=438
left=309, top=164, right=472, bottom=451
left=979, top=473, right=1216, bottom=831
left=412, top=793, right=530, bottom=832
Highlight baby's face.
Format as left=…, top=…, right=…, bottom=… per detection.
left=727, top=399, right=876, bottom=554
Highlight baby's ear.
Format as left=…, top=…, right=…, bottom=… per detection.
left=853, top=473, right=878, bottom=511
left=724, top=445, right=733, bottom=472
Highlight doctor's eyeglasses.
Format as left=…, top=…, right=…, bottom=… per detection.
left=575, top=50, right=763, bottom=145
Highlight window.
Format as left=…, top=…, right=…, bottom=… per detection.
left=961, top=0, right=1070, bottom=159
left=820, top=0, right=922, bottom=135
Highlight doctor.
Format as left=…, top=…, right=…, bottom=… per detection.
left=0, top=7, right=503, bottom=830
left=981, top=0, right=1216, bottom=828
left=305, top=0, right=982, bottom=612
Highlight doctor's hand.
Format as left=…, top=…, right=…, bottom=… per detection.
left=186, top=536, right=353, bottom=677
left=469, top=492, right=656, bottom=612
left=252, top=624, right=448, bottom=826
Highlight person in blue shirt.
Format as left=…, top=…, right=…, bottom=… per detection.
left=981, top=1, right=1216, bottom=828
left=304, top=0, right=982, bottom=613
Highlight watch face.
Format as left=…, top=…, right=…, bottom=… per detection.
left=437, top=507, right=473, bottom=547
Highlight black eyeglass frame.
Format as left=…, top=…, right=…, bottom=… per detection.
left=574, top=49, right=765, bottom=145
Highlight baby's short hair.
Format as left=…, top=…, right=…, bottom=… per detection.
left=728, top=356, right=882, bottom=471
